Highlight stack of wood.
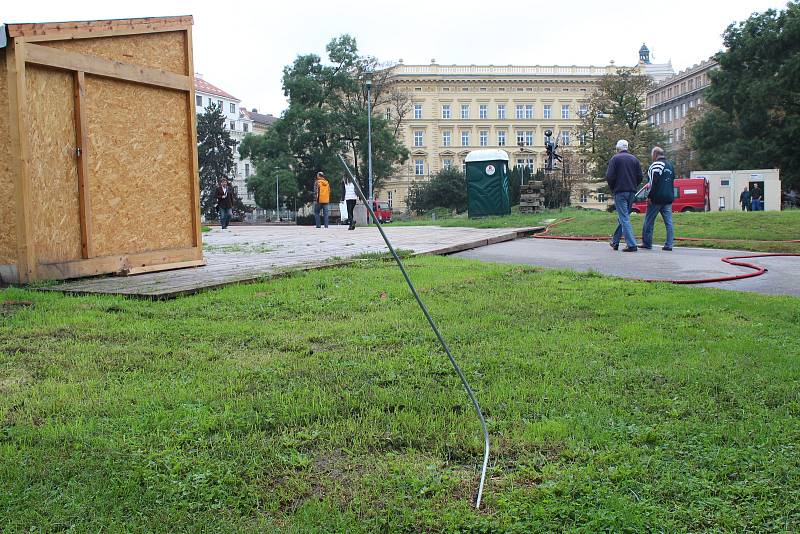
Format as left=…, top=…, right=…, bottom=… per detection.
left=519, top=181, right=544, bottom=213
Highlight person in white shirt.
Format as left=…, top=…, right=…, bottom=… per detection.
left=342, top=176, right=358, bottom=230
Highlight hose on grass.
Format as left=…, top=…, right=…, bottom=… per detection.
left=533, top=217, right=800, bottom=284
left=337, top=155, right=490, bottom=509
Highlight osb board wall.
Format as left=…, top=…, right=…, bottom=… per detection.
left=42, top=31, right=188, bottom=75
left=26, top=66, right=83, bottom=264
left=85, top=75, right=194, bottom=257
left=0, top=54, right=19, bottom=264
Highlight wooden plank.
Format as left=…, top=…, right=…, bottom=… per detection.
left=122, top=258, right=206, bottom=276
left=184, top=27, right=203, bottom=250
left=6, top=40, right=38, bottom=282
left=15, top=24, right=193, bottom=43
left=36, top=246, right=202, bottom=280
left=24, top=43, right=192, bottom=91
left=7, top=16, right=194, bottom=40
left=73, top=71, right=94, bottom=258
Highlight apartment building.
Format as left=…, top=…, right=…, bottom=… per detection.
left=646, top=59, right=718, bottom=151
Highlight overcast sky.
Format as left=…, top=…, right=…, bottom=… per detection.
left=4, top=0, right=790, bottom=115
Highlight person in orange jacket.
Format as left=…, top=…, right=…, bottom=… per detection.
left=313, top=171, right=331, bottom=228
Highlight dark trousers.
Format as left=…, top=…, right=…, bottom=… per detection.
left=346, top=199, right=356, bottom=225
left=218, top=207, right=233, bottom=229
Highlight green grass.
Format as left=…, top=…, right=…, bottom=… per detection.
left=398, top=208, right=800, bottom=253
left=2, top=257, right=800, bottom=532
left=204, top=243, right=275, bottom=254
left=202, top=226, right=212, bottom=233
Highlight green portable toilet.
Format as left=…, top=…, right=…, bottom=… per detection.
left=465, top=149, right=511, bottom=218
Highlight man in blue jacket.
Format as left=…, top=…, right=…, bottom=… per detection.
left=606, top=139, right=643, bottom=252
left=641, top=146, right=675, bottom=251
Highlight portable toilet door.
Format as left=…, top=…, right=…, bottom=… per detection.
left=465, top=149, right=511, bottom=218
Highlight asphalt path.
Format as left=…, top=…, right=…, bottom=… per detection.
left=455, top=238, right=800, bottom=297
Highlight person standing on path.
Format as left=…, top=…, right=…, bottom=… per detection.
left=641, top=147, right=675, bottom=251
left=740, top=187, right=751, bottom=211
left=751, top=184, right=763, bottom=211
left=215, top=178, right=235, bottom=230
left=606, top=139, right=643, bottom=252
left=342, top=175, right=358, bottom=230
left=314, top=171, right=331, bottom=228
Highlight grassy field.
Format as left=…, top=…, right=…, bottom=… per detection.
left=2, top=257, right=799, bottom=531
left=398, top=208, right=800, bottom=253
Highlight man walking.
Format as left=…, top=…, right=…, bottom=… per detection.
left=314, top=171, right=331, bottom=228
left=739, top=187, right=751, bottom=211
left=606, top=139, right=643, bottom=252
left=641, top=147, right=675, bottom=251
left=751, top=184, right=763, bottom=211
left=215, top=178, right=234, bottom=230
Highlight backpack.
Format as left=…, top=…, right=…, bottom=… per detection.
left=317, top=178, right=330, bottom=204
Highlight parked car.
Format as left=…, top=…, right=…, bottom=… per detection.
left=372, top=201, right=393, bottom=223
left=632, top=178, right=709, bottom=213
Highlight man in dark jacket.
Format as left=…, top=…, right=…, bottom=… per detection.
left=641, top=147, right=675, bottom=251
left=606, top=139, right=643, bottom=251
left=215, top=178, right=235, bottom=229
left=739, top=187, right=751, bottom=211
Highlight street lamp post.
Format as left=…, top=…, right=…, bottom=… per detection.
left=365, top=75, right=373, bottom=217
left=276, top=172, right=279, bottom=221
left=517, top=139, right=525, bottom=186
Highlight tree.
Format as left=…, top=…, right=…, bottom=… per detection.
left=238, top=35, right=409, bottom=206
left=197, top=103, right=238, bottom=219
left=690, top=2, right=800, bottom=190
left=579, top=68, right=666, bottom=176
left=406, top=168, right=467, bottom=214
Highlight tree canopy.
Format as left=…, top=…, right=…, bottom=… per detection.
left=579, top=68, right=666, bottom=176
left=239, top=35, right=409, bottom=206
left=690, top=2, right=800, bottom=190
left=406, top=168, right=467, bottom=214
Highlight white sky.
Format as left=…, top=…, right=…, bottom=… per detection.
left=4, top=0, right=790, bottom=115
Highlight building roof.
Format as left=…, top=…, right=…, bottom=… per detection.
left=640, top=61, right=675, bottom=83
left=240, top=108, right=278, bottom=127
left=194, top=76, right=238, bottom=101
left=653, top=58, right=719, bottom=89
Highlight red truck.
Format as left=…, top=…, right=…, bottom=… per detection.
left=372, top=201, right=393, bottom=223
left=632, top=178, right=709, bottom=213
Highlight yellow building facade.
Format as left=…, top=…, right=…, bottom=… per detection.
left=379, top=62, right=622, bottom=212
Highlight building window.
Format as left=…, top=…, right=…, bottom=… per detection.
left=414, top=104, right=423, bottom=119
left=414, top=130, right=424, bottom=147
left=243, top=123, right=249, bottom=133
left=196, top=95, right=203, bottom=107
left=230, top=103, right=236, bottom=114
left=497, top=104, right=506, bottom=119
left=597, top=193, right=607, bottom=203
left=543, top=105, right=551, bottom=119
left=525, top=131, right=534, bottom=146
left=442, top=130, right=451, bottom=147
left=461, top=131, right=470, bottom=146
left=525, top=104, right=534, bottom=119
left=675, top=106, right=680, bottom=119
left=497, top=130, right=506, bottom=146
left=656, top=114, right=661, bottom=126
left=479, top=104, right=488, bottom=119
left=247, top=190, right=253, bottom=200
left=385, top=109, right=392, bottom=120
left=217, top=99, right=223, bottom=109
left=668, top=108, right=673, bottom=122
left=388, top=191, right=393, bottom=208
left=682, top=103, right=687, bottom=116
left=443, top=158, right=452, bottom=170
left=415, top=159, right=424, bottom=176
left=688, top=79, right=694, bottom=90
left=516, top=131, right=525, bottom=145
left=580, top=191, right=588, bottom=203
left=515, top=105, right=524, bottom=119
left=479, top=130, right=488, bottom=146
left=561, top=130, right=570, bottom=145
left=579, top=104, right=588, bottom=117
left=668, top=130, right=674, bottom=144
left=561, top=105, right=569, bottom=119
left=230, top=121, right=236, bottom=130
left=462, top=162, right=467, bottom=174
left=442, top=105, right=451, bottom=119
left=461, top=104, right=470, bottom=119
left=245, top=163, right=250, bottom=177
left=516, top=158, right=534, bottom=171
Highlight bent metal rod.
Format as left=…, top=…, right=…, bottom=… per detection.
left=337, top=154, right=490, bottom=509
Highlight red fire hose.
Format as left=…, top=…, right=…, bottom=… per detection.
left=532, top=218, right=800, bottom=285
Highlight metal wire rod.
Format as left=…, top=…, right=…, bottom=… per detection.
left=337, top=154, right=490, bottom=509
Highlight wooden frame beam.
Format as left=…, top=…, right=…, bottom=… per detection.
left=73, top=71, right=94, bottom=258
left=24, top=43, right=192, bottom=91
left=36, top=246, right=204, bottom=281
left=6, top=40, right=38, bottom=283
left=185, top=28, right=203, bottom=248
left=6, top=16, right=194, bottom=41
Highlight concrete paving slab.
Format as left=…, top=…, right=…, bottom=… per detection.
left=40, top=225, right=539, bottom=298
left=454, top=238, right=800, bottom=297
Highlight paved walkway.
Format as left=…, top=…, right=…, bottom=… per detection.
left=43, top=225, right=539, bottom=298
left=455, top=238, right=800, bottom=297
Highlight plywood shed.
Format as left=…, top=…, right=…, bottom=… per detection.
left=0, top=16, right=205, bottom=284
